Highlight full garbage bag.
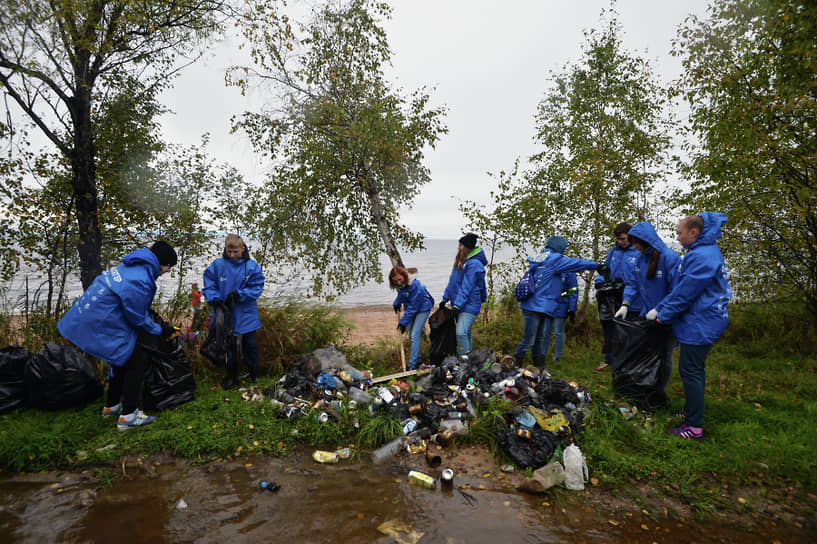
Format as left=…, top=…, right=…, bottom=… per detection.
left=200, top=299, right=234, bottom=366
left=139, top=317, right=196, bottom=411
left=24, top=342, right=102, bottom=410
left=595, top=279, right=625, bottom=354
left=0, top=346, right=30, bottom=414
left=608, top=318, right=673, bottom=411
left=497, top=425, right=562, bottom=469
left=428, top=306, right=457, bottom=363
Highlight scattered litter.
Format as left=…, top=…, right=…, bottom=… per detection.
left=176, top=498, right=188, bottom=509
left=377, top=519, right=424, bottom=544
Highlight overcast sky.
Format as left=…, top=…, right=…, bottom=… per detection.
left=159, top=0, right=711, bottom=239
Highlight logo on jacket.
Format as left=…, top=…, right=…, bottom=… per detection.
left=110, top=267, right=122, bottom=283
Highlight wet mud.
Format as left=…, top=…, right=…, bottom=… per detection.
left=1, top=450, right=814, bottom=544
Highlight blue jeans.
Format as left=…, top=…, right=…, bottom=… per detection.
left=514, top=310, right=547, bottom=360
left=678, top=343, right=712, bottom=428
left=455, top=312, right=477, bottom=355
left=407, top=311, right=430, bottom=369
left=543, top=316, right=566, bottom=361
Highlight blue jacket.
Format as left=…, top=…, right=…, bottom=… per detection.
left=393, top=278, right=434, bottom=327
left=202, top=249, right=265, bottom=335
left=622, top=222, right=681, bottom=317
left=520, top=250, right=597, bottom=316
left=58, top=248, right=163, bottom=367
left=443, top=247, right=487, bottom=315
left=552, top=272, right=578, bottom=318
left=656, top=212, right=731, bottom=345
left=595, top=243, right=641, bottom=312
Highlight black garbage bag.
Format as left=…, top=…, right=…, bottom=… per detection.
left=0, top=346, right=31, bottom=414
left=497, top=425, right=562, bottom=469
left=596, top=279, right=625, bottom=354
left=25, top=342, right=103, bottom=410
left=200, top=299, right=234, bottom=366
left=608, top=318, right=673, bottom=411
left=139, top=327, right=196, bottom=412
left=428, top=306, right=457, bottom=363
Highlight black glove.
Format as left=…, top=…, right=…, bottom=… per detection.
left=597, top=264, right=611, bottom=282
left=452, top=306, right=461, bottom=319
left=567, top=310, right=575, bottom=323
left=393, top=304, right=401, bottom=315
left=397, top=324, right=406, bottom=334
left=440, top=300, right=448, bottom=309
left=226, top=291, right=240, bottom=304
left=160, top=323, right=176, bottom=340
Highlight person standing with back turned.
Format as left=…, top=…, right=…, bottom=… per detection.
left=646, top=213, right=731, bottom=440
left=203, top=234, right=265, bottom=390
left=440, top=233, right=487, bottom=356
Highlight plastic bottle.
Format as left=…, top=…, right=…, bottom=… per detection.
left=348, top=386, right=371, bottom=405
left=259, top=480, right=280, bottom=492
left=371, top=436, right=407, bottom=464
left=563, top=444, right=588, bottom=490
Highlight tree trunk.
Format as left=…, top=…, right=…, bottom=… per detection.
left=364, top=181, right=404, bottom=269
left=71, top=91, right=103, bottom=290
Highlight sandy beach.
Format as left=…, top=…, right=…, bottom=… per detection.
left=338, top=305, right=406, bottom=347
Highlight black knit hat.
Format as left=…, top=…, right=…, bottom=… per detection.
left=150, top=240, right=177, bottom=267
left=458, top=233, right=478, bottom=250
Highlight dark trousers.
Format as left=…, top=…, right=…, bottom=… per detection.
left=230, top=331, right=259, bottom=377
left=107, top=344, right=149, bottom=415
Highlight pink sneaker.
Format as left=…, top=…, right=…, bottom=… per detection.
left=667, top=423, right=703, bottom=441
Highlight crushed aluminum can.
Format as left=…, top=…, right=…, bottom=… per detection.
left=408, top=470, right=435, bottom=489
left=401, top=418, right=417, bottom=435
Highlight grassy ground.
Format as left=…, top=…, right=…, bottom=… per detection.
left=1, top=297, right=815, bottom=525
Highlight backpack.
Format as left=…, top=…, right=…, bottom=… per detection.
left=514, top=270, right=536, bottom=302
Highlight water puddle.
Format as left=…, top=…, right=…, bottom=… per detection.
left=0, top=454, right=812, bottom=543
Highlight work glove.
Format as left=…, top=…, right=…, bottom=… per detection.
left=567, top=310, right=575, bottom=323
left=160, top=323, right=178, bottom=340
left=397, top=324, right=406, bottom=334
left=597, top=263, right=611, bottom=281
left=440, top=300, right=448, bottom=309
left=614, top=305, right=629, bottom=319
left=393, top=304, right=401, bottom=315
left=226, top=291, right=240, bottom=305
left=645, top=308, right=658, bottom=321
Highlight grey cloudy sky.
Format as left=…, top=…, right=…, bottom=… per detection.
left=159, top=0, right=710, bottom=239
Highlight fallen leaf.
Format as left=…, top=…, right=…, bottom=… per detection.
left=641, top=524, right=648, bottom=530
left=738, top=497, right=747, bottom=504
left=608, top=520, right=620, bottom=526
left=249, top=424, right=255, bottom=429
left=590, top=477, right=599, bottom=485
left=503, top=501, right=510, bottom=507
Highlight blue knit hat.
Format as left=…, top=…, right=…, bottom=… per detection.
left=545, top=236, right=568, bottom=254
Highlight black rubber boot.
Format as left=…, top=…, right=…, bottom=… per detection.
left=515, top=355, right=525, bottom=368
left=222, top=359, right=238, bottom=390
left=533, top=355, right=547, bottom=370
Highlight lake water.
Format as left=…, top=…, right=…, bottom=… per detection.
left=1, top=239, right=524, bottom=310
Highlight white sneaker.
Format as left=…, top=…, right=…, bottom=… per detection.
left=117, top=410, right=157, bottom=431
left=102, top=403, right=122, bottom=418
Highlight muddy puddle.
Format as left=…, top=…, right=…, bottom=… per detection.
left=0, top=453, right=813, bottom=543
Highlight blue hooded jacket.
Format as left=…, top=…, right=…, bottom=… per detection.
left=622, top=222, right=681, bottom=317
left=202, top=248, right=265, bottom=335
left=656, top=212, right=731, bottom=345
left=393, top=278, right=435, bottom=327
left=520, top=237, right=598, bottom=316
left=443, top=247, right=487, bottom=315
left=58, top=248, right=163, bottom=367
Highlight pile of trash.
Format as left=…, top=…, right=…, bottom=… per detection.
left=242, top=345, right=593, bottom=472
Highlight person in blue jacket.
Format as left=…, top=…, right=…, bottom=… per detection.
left=58, top=241, right=178, bottom=431
left=440, top=233, right=487, bottom=355
left=646, top=213, right=731, bottom=441
left=390, top=266, right=434, bottom=369
left=540, top=271, right=578, bottom=365
left=514, top=236, right=599, bottom=369
left=203, top=234, right=266, bottom=390
left=616, top=221, right=681, bottom=319
left=595, top=222, right=641, bottom=372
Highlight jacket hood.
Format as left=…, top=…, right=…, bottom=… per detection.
left=696, top=212, right=728, bottom=246
left=545, top=236, right=568, bottom=254
left=628, top=222, right=670, bottom=254
left=121, top=247, right=160, bottom=278
left=467, top=247, right=487, bottom=265
left=222, top=246, right=251, bottom=263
